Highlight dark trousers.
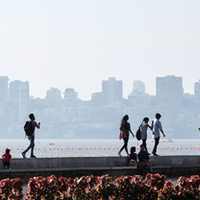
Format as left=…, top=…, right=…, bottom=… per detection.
left=120, top=134, right=129, bottom=154
left=3, top=162, right=10, bottom=169
left=142, top=138, right=147, bottom=151
left=23, top=136, right=35, bottom=156
left=152, top=137, right=160, bottom=154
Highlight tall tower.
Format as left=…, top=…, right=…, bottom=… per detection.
left=102, top=77, right=123, bottom=105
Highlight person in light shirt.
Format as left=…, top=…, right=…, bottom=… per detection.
left=152, top=113, right=165, bottom=156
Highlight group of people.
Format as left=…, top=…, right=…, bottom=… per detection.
left=118, top=113, right=165, bottom=157
left=1, top=113, right=40, bottom=169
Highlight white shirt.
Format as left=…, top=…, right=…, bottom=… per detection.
left=153, top=119, right=163, bottom=139
left=140, top=122, right=148, bottom=140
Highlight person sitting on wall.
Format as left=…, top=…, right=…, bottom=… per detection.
left=129, top=146, right=138, bottom=166
left=138, top=144, right=152, bottom=174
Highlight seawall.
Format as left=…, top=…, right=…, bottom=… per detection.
left=1, top=155, right=200, bottom=181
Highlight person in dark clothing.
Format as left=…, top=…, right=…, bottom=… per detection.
left=138, top=145, right=152, bottom=174
left=129, top=146, right=138, bottom=166
left=118, top=115, right=134, bottom=157
left=22, top=113, right=40, bottom=158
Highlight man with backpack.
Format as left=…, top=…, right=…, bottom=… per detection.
left=22, top=113, right=40, bottom=158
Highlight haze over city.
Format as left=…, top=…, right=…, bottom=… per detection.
left=1, top=1, right=200, bottom=100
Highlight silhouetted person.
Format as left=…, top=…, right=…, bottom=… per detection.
left=22, top=113, right=40, bottom=158
left=118, top=115, right=134, bottom=157
left=152, top=113, right=165, bottom=156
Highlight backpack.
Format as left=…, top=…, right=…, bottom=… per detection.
left=24, top=121, right=34, bottom=136
left=136, top=127, right=141, bottom=141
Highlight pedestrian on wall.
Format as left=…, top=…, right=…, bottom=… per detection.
left=152, top=113, right=165, bottom=156
left=2, top=148, right=12, bottom=169
left=22, top=113, right=40, bottom=158
left=140, top=117, right=153, bottom=154
left=118, top=115, right=134, bottom=157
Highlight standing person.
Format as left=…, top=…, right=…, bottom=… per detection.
left=152, top=113, right=165, bottom=156
left=22, top=113, right=40, bottom=158
left=140, top=117, right=153, bottom=154
left=118, top=115, right=134, bottom=157
left=2, top=148, right=12, bottom=169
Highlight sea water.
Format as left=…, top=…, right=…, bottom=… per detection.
left=0, top=138, right=200, bottom=158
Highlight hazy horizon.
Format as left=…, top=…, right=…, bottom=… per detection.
left=1, top=1, right=200, bottom=100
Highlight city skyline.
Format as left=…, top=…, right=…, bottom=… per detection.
left=1, top=75, right=199, bottom=100
left=1, top=1, right=200, bottom=100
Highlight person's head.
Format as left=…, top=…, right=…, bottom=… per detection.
left=29, top=113, right=35, bottom=120
left=143, top=117, right=149, bottom=123
left=155, top=113, right=161, bottom=120
left=140, top=145, right=145, bottom=151
left=122, top=115, right=129, bottom=122
left=130, top=146, right=136, bottom=154
left=6, top=148, right=10, bottom=154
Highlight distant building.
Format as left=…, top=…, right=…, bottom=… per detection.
left=45, top=87, right=62, bottom=106
left=0, top=76, right=9, bottom=103
left=156, top=75, right=183, bottom=99
left=63, top=88, right=78, bottom=106
left=194, top=80, right=200, bottom=102
left=132, top=80, right=145, bottom=95
left=9, top=80, right=29, bottom=119
left=102, top=77, right=123, bottom=105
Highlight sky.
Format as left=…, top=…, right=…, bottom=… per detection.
left=1, top=0, right=200, bottom=100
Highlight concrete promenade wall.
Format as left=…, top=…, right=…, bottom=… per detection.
left=0, top=155, right=200, bottom=181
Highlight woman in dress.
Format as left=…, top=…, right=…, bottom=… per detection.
left=118, top=115, right=134, bottom=156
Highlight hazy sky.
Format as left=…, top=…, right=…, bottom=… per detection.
left=1, top=1, right=200, bottom=100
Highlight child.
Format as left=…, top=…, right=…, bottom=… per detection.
left=129, top=146, right=138, bottom=166
left=2, top=148, right=12, bottom=169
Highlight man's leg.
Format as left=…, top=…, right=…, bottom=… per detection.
left=152, top=137, right=160, bottom=155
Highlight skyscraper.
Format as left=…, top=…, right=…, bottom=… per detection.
left=102, top=77, right=123, bottom=105
left=9, top=80, right=29, bottom=119
left=156, top=75, right=183, bottom=99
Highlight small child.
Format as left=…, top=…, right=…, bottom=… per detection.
left=2, top=148, right=12, bottom=169
left=129, top=146, right=138, bottom=166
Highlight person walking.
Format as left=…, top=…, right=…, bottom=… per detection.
left=118, top=115, right=134, bottom=157
left=152, top=113, right=165, bottom=156
left=2, top=148, right=12, bottom=169
left=140, top=117, right=153, bottom=154
left=22, top=113, right=40, bottom=158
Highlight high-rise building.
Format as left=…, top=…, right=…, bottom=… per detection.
left=156, top=75, right=183, bottom=99
left=9, top=80, right=29, bottom=119
left=0, top=76, right=9, bottom=103
left=102, top=77, right=123, bottom=105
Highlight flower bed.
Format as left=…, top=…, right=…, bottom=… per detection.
left=1, top=174, right=200, bottom=199
left=25, top=174, right=200, bottom=200
left=0, top=178, right=23, bottom=200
